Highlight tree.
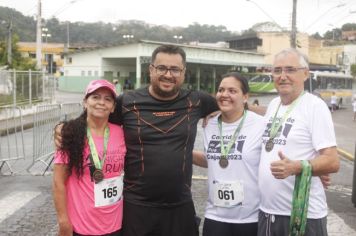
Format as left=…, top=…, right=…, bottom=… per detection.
left=311, top=32, right=322, bottom=39
left=351, top=64, right=356, bottom=78
left=323, top=28, right=342, bottom=41
left=341, top=23, right=356, bottom=32
left=0, top=34, right=35, bottom=70
left=0, top=40, right=6, bottom=64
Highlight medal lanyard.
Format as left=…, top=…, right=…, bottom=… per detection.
left=218, top=110, right=247, bottom=157
left=87, top=126, right=110, bottom=170
left=269, top=92, right=305, bottom=139
left=290, top=160, right=312, bottom=236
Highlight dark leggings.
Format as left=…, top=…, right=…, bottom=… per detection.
left=203, top=217, right=258, bottom=236
left=73, top=229, right=122, bottom=236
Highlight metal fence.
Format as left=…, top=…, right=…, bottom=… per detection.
left=31, top=104, right=61, bottom=173
left=0, top=70, right=56, bottom=108
left=0, top=107, right=25, bottom=174
left=30, top=103, right=82, bottom=174
left=0, top=103, right=82, bottom=175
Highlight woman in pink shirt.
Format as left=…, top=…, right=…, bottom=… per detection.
left=53, top=80, right=126, bottom=236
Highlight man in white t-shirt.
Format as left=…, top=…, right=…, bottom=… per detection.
left=330, top=92, right=338, bottom=112
left=257, top=48, right=340, bottom=236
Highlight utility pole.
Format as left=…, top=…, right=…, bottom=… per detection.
left=291, top=0, right=297, bottom=48
left=36, top=0, right=42, bottom=70
left=67, top=22, right=69, bottom=48
left=7, top=17, right=12, bottom=65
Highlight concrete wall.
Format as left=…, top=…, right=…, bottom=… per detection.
left=257, top=32, right=310, bottom=65
left=58, top=76, right=99, bottom=93
left=64, top=50, right=102, bottom=77
left=309, top=41, right=343, bottom=66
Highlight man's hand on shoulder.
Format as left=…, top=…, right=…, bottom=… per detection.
left=54, top=123, right=64, bottom=150
left=202, top=111, right=220, bottom=128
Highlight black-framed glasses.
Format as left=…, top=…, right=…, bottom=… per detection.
left=272, top=67, right=306, bottom=76
left=151, top=64, right=184, bottom=77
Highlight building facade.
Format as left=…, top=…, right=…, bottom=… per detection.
left=60, top=40, right=266, bottom=93
left=226, top=31, right=345, bottom=72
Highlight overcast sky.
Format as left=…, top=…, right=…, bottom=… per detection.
left=1, top=0, right=355, bottom=35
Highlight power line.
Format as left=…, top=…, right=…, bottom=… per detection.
left=50, top=0, right=84, bottom=18
left=304, top=2, right=347, bottom=32
left=246, top=0, right=284, bottom=31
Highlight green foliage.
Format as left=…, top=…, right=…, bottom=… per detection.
left=184, top=23, right=232, bottom=43
left=1, top=5, right=356, bottom=48
left=0, top=7, right=36, bottom=41
left=351, top=64, right=356, bottom=78
left=0, top=6, right=235, bottom=46
left=323, top=28, right=342, bottom=40
left=341, top=23, right=356, bottom=32
left=0, top=34, right=36, bottom=70
left=0, top=40, right=6, bottom=63
left=311, top=32, right=322, bottom=40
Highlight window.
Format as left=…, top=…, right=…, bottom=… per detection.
left=104, top=71, right=114, bottom=79
left=81, top=71, right=85, bottom=76
left=88, top=70, right=92, bottom=76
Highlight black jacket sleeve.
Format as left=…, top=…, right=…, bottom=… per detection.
left=109, top=94, right=123, bottom=125
left=198, top=91, right=219, bottom=117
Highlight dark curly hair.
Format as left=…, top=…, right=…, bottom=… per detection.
left=59, top=110, right=87, bottom=177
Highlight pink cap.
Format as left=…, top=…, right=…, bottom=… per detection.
left=85, top=79, right=117, bottom=98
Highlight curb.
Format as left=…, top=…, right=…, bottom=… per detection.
left=192, top=175, right=208, bottom=180
left=337, top=148, right=354, bottom=161
left=0, top=123, right=34, bottom=137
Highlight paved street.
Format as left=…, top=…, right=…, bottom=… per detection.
left=0, top=91, right=355, bottom=235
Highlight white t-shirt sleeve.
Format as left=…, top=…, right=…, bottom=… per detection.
left=309, top=97, right=337, bottom=151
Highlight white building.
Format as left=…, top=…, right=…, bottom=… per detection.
left=343, top=44, right=356, bottom=75
left=60, top=40, right=266, bottom=93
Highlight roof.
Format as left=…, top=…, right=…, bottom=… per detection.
left=17, top=42, right=65, bottom=54
left=66, top=39, right=265, bottom=56
left=225, top=33, right=259, bottom=41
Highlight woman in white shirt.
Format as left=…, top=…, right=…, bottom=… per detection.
left=193, top=72, right=264, bottom=236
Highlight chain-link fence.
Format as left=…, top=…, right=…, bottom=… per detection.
left=0, top=70, right=56, bottom=108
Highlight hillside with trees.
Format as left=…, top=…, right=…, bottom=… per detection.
left=1, top=6, right=356, bottom=69
left=2, top=6, right=355, bottom=46
left=0, top=6, right=236, bottom=46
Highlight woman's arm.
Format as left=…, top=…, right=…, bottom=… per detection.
left=53, top=164, right=72, bottom=236
left=193, top=150, right=208, bottom=168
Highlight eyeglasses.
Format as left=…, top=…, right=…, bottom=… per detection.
left=151, top=64, right=184, bottom=77
left=271, top=67, right=306, bottom=76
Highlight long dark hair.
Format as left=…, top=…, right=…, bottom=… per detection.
left=220, top=72, right=250, bottom=110
left=59, top=110, right=87, bottom=177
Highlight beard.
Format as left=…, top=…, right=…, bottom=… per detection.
left=150, top=76, right=180, bottom=99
